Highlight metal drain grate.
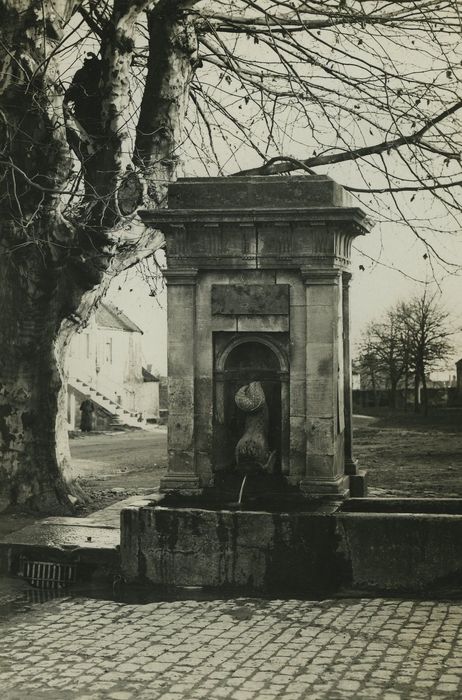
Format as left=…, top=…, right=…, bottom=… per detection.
left=22, top=559, right=77, bottom=589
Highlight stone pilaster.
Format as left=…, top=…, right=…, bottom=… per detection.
left=342, top=272, right=356, bottom=475
left=342, top=271, right=368, bottom=496
left=160, top=270, right=200, bottom=492
left=300, top=269, right=349, bottom=498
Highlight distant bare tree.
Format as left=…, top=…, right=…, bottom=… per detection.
left=398, top=292, right=454, bottom=414
left=357, top=292, right=454, bottom=412
left=358, top=311, right=410, bottom=409
left=357, top=330, right=382, bottom=407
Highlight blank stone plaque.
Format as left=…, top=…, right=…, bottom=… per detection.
left=212, top=284, right=289, bottom=316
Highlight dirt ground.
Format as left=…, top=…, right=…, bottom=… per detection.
left=65, top=408, right=462, bottom=503
left=0, top=430, right=168, bottom=536
left=354, top=407, right=462, bottom=497
left=70, top=428, right=168, bottom=515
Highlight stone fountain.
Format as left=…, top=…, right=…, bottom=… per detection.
left=121, top=175, right=373, bottom=593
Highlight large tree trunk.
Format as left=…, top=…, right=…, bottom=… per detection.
left=0, top=0, right=85, bottom=511
left=0, top=0, right=198, bottom=513
left=0, top=239, right=84, bottom=512
left=135, top=0, right=199, bottom=199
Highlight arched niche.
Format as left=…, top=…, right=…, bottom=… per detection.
left=213, top=333, right=289, bottom=475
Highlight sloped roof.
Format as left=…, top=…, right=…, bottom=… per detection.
left=142, top=367, right=159, bottom=382
left=95, top=301, right=143, bottom=334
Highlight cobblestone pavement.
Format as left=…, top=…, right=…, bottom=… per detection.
left=1, top=590, right=462, bottom=700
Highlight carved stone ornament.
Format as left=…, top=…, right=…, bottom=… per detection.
left=235, top=382, right=276, bottom=473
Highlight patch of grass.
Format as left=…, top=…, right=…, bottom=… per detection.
left=354, top=407, right=462, bottom=433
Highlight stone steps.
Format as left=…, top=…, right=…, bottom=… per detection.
left=69, top=378, right=147, bottom=429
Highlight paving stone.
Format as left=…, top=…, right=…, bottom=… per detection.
left=1, top=596, right=462, bottom=698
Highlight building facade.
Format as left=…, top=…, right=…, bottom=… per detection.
left=66, top=302, right=159, bottom=430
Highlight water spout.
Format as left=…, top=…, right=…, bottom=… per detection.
left=238, top=475, right=247, bottom=505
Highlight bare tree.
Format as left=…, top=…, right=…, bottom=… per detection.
left=358, top=311, right=409, bottom=409
left=398, top=292, right=454, bottom=414
left=1, top=0, right=462, bottom=512
left=356, top=331, right=382, bottom=407
left=357, top=293, right=453, bottom=412
left=0, top=0, right=197, bottom=511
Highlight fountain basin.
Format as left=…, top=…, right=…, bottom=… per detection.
left=336, top=498, right=462, bottom=592
left=121, top=498, right=462, bottom=594
left=340, top=497, right=462, bottom=514
left=121, top=503, right=347, bottom=594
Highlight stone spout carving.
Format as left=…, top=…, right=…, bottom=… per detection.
left=235, top=381, right=276, bottom=472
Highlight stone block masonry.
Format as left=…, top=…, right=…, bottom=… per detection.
left=139, top=175, right=372, bottom=498
left=121, top=505, right=345, bottom=593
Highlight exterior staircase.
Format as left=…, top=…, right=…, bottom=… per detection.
left=69, top=377, right=147, bottom=430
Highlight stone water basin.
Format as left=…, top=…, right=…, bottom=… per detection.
left=337, top=498, right=462, bottom=592
left=120, top=495, right=347, bottom=594
left=340, top=497, right=462, bottom=514
left=120, top=497, right=462, bottom=595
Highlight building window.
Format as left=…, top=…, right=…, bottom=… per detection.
left=85, top=333, right=90, bottom=359
left=105, top=337, right=113, bottom=364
